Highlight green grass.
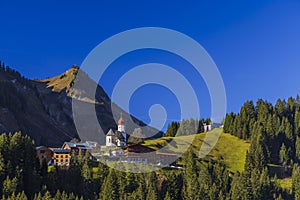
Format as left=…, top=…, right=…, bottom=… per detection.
left=143, top=128, right=250, bottom=172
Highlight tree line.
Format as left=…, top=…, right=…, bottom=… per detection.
left=224, top=96, right=300, bottom=199
left=0, top=131, right=293, bottom=200
left=224, top=97, right=300, bottom=165
left=3, top=97, right=300, bottom=199
left=165, top=118, right=211, bottom=137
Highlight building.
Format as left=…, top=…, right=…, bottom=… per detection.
left=36, top=141, right=97, bottom=167
left=62, top=142, right=93, bottom=155
left=106, top=113, right=128, bottom=147
left=122, top=144, right=178, bottom=165
left=84, top=141, right=100, bottom=154
left=52, top=149, right=71, bottom=166
left=203, top=123, right=212, bottom=132
left=155, top=152, right=178, bottom=165
left=122, top=144, right=156, bottom=163
left=36, top=146, right=53, bottom=166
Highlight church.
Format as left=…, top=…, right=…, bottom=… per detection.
left=105, top=113, right=128, bottom=147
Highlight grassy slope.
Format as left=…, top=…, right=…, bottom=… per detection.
left=143, top=128, right=250, bottom=173
left=41, top=66, right=78, bottom=93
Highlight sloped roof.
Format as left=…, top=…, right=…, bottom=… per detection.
left=62, top=142, right=93, bottom=150
left=53, top=149, right=71, bottom=154
left=84, top=141, right=99, bottom=148
left=106, top=129, right=115, bottom=136
left=36, top=146, right=48, bottom=150
left=125, top=144, right=156, bottom=153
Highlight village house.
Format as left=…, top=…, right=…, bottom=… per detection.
left=36, top=141, right=96, bottom=167
left=203, top=123, right=212, bottom=132
left=62, top=142, right=93, bottom=156
left=85, top=141, right=100, bottom=153
left=52, top=149, right=71, bottom=166
left=36, top=146, right=53, bottom=166
left=122, top=144, right=178, bottom=165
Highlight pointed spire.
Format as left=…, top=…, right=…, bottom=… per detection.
left=118, top=112, right=124, bottom=125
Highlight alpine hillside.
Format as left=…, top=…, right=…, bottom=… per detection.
left=0, top=62, right=160, bottom=146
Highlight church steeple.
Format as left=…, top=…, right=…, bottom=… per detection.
left=118, top=112, right=124, bottom=125
left=118, top=113, right=125, bottom=133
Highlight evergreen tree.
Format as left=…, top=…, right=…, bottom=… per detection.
left=128, top=183, right=145, bottom=200
left=53, top=190, right=61, bottom=200
left=296, top=136, right=300, bottom=161
left=183, top=148, right=199, bottom=200
left=292, top=165, right=300, bottom=200
left=2, top=176, right=18, bottom=197
left=146, top=172, right=158, bottom=200
left=165, top=171, right=182, bottom=200
left=279, top=143, right=289, bottom=164
left=99, top=169, right=119, bottom=200
left=164, top=191, right=171, bottom=200
left=165, top=122, right=179, bottom=137
left=230, top=172, right=244, bottom=200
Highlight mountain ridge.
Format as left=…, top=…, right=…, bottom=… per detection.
left=0, top=62, right=161, bottom=146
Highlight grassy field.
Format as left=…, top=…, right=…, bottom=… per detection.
left=143, top=128, right=250, bottom=172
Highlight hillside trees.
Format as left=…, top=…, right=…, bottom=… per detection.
left=0, top=132, right=40, bottom=199
left=223, top=96, right=300, bottom=199
left=99, top=168, right=119, bottom=200
left=224, top=97, right=300, bottom=165
left=0, top=130, right=289, bottom=199
left=165, top=121, right=180, bottom=137
left=165, top=118, right=211, bottom=137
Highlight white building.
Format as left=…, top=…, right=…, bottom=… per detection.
left=203, top=123, right=212, bottom=132
left=106, top=113, right=128, bottom=147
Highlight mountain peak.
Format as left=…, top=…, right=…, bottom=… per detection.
left=0, top=63, right=160, bottom=146
left=40, top=65, right=79, bottom=93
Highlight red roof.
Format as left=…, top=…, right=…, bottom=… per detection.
left=118, top=113, right=124, bottom=125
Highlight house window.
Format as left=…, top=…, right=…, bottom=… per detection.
left=65, top=155, right=68, bottom=158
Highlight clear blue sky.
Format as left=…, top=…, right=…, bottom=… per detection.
left=1, top=1, right=300, bottom=130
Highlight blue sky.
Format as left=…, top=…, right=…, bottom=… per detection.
left=1, top=1, right=300, bottom=130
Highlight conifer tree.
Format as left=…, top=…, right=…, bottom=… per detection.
left=279, top=143, right=289, bottom=164
left=164, top=191, right=171, bottom=200
left=296, top=136, right=300, bottom=161
left=53, top=190, right=61, bottom=200
left=99, top=169, right=119, bottom=200
left=129, top=182, right=145, bottom=200
left=183, top=148, right=199, bottom=200
left=146, top=172, right=158, bottom=200
left=292, top=165, right=300, bottom=200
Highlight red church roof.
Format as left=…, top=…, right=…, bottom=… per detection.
left=118, top=113, right=124, bottom=125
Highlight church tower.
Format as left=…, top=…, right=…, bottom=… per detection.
left=118, top=113, right=125, bottom=133
left=118, top=113, right=127, bottom=146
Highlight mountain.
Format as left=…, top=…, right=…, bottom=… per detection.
left=0, top=63, right=160, bottom=146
